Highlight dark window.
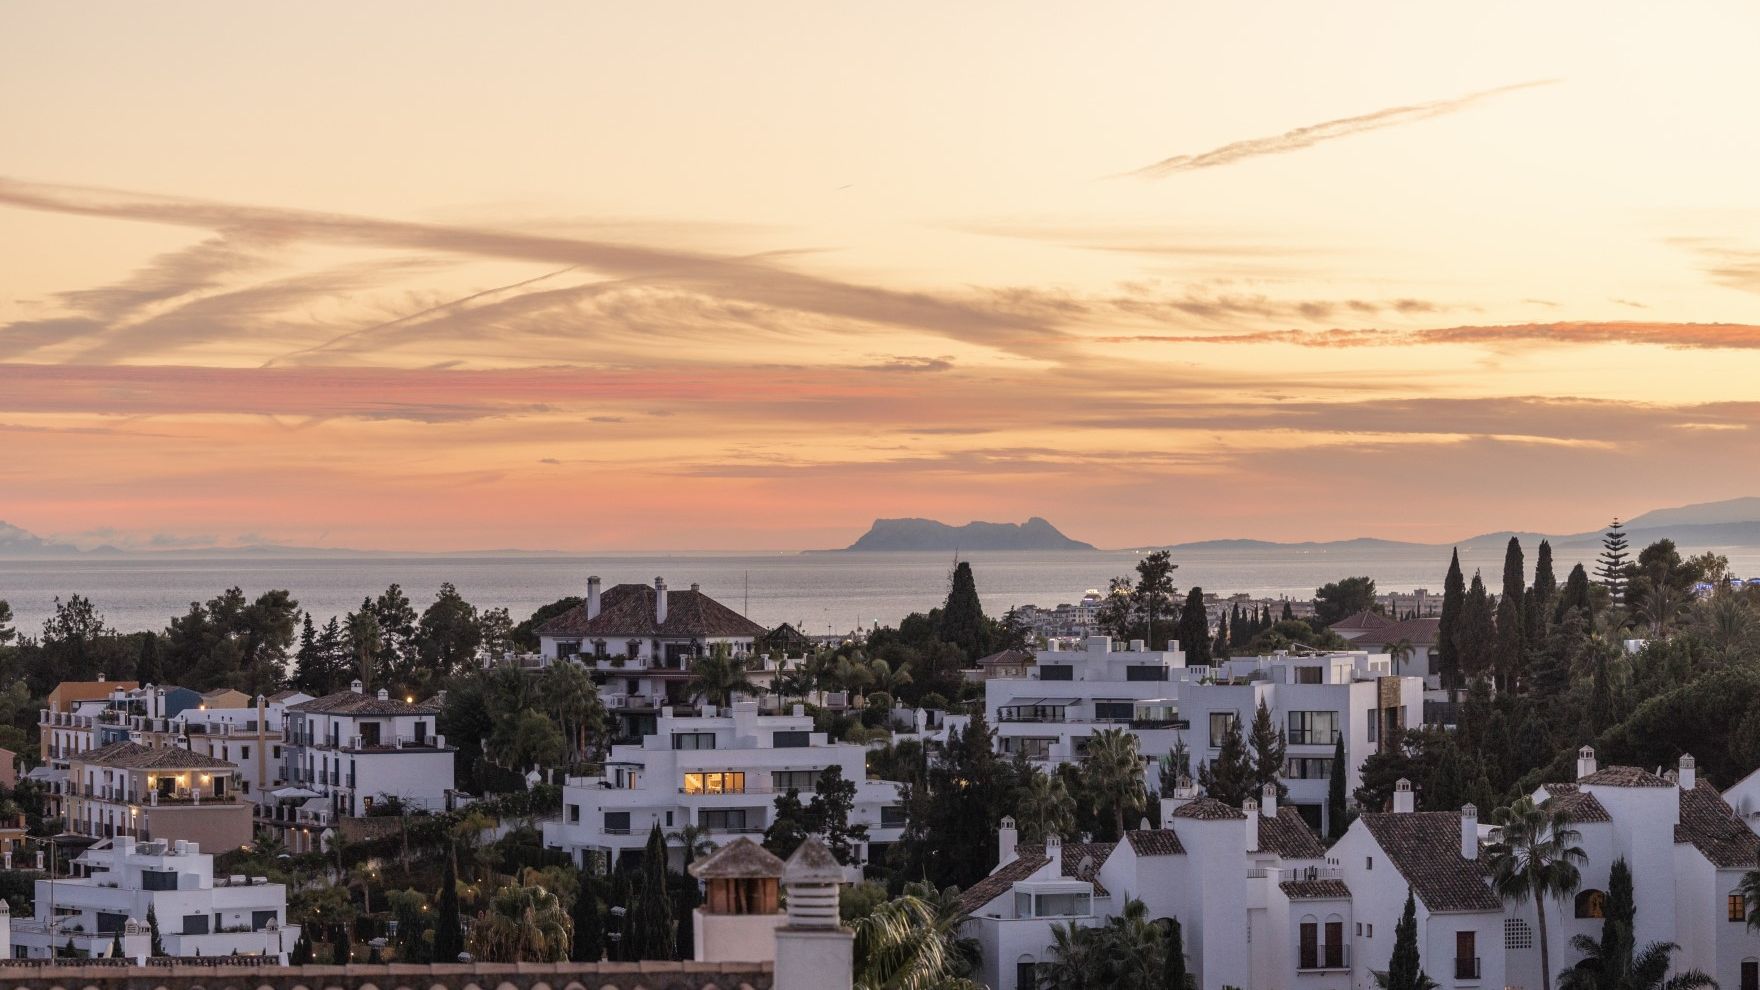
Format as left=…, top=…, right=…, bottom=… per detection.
left=1741, top=960, right=1757, bottom=990
left=604, top=811, right=631, bottom=833
left=1285, top=757, right=1335, bottom=780
left=700, top=808, right=753, bottom=832
left=1125, top=666, right=1167, bottom=681
left=1295, top=666, right=1323, bottom=684
left=1094, top=702, right=1133, bottom=722
left=252, top=910, right=277, bottom=931
left=182, top=914, right=210, bottom=935
left=1575, top=889, right=1606, bottom=919
left=96, top=912, right=128, bottom=934
left=142, top=869, right=179, bottom=891
left=1017, top=961, right=1038, bottom=990
left=772, top=770, right=819, bottom=792
left=566, top=804, right=580, bottom=824
left=1299, top=922, right=1318, bottom=970
left=881, top=805, right=907, bottom=828
left=1287, top=710, right=1340, bottom=745
left=1324, top=921, right=1345, bottom=968
left=1209, top=711, right=1236, bottom=745
left=672, top=732, right=717, bottom=750
left=773, top=731, right=810, bottom=748
left=1455, top=931, right=1479, bottom=979
left=1039, top=665, right=1073, bottom=681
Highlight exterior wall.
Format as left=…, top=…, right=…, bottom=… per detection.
left=0, top=960, right=775, bottom=990
left=283, top=706, right=454, bottom=819
left=693, top=908, right=783, bottom=963
left=1166, top=816, right=1250, bottom=990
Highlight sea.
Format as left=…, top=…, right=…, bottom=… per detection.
left=4, top=543, right=1760, bottom=638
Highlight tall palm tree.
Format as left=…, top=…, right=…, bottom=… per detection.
left=1486, top=796, right=1588, bottom=990
left=542, top=660, right=603, bottom=763
left=467, top=879, right=573, bottom=962
left=866, top=657, right=913, bottom=700
left=1084, top=727, right=1147, bottom=839
left=687, top=644, right=758, bottom=708
left=1634, top=583, right=1688, bottom=639
left=1014, top=770, right=1076, bottom=844
left=666, top=822, right=718, bottom=869
left=1387, top=638, right=1416, bottom=677
left=851, top=884, right=979, bottom=990
left=1688, top=592, right=1759, bottom=666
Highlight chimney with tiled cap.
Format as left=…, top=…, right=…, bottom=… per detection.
left=1243, top=799, right=1259, bottom=851
left=350, top=679, right=363, bottom=694
left=1577, top=745, right=1598, bottom=780
left=1260, top=781, right=1278, bottom=818
left=376, top=688, right=388, bottom=702
left=998, top=816, right=1018, bottom=865
left=586, top=575, right=602, bottom=620
left=655, top=577, right=669, bottom=624
left=1161, top=774, right=1199, bottom=821
left=1679, top=754, right=1696, bottom=790
left=1393, top=778, right=1415, bottom=813
left=1461, top=804, right=1478, bottom=859
left=1047, top=833, right=1063, bottom=875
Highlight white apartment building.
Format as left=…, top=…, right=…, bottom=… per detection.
left=1179, top=652, right=1423, bottom=836
left=279, top=682, right=454, bottom=830
left=9, top=835, right=297, bottom=961
left=543, top=701, right=907, bottom=873
left=983, top=636, right=1195, bottom=770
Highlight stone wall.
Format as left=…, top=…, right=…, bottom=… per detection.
left=0, top=960, right=773, bottom=990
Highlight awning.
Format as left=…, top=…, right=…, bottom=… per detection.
left=26, top=766, right=66, bottom=784
left=268, top=786, right=320, bottom=801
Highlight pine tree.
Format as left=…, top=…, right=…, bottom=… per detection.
left=1500, top=537, right=1526, bottom=609
left=1597, top=518, right=1631, bottom=604
left=290, top=927, right=313, bottom=965
left=1198, top=714, right=1253, bottom=806
left=939, top=561, right=987, bottom=660
left=1176, top=588, right=1211, bottom=664
left=433, top=844, right=464, bottom=962
left=1327, top=734, right=1349, bottom=841
left=1455, top=573, right=1495, bottom=680
left=1598, top=858, right=1636, bottom=986
left=111, top=931, right=125, bottom=959
left=629, top=823, right=675, bottom=960
left=1437, top=550, right=1466, bottom=691
left=1381, top=888, right=1431, bottom=990
left=1280, top=600, right=1294, bottom=622
left=1246, top=700, right=1287, bottom=800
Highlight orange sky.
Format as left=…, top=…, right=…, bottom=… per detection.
left=3, top=2, right=1760, bottom=551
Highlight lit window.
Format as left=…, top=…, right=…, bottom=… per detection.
left=1731, top=893, right=1748, bottom=923
left=683, top=771, right=746, bottom=795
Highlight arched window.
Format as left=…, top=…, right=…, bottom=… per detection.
left=1575, top=889, right=1607, bottom=919
left=1015, top=954, right=1037, bottom=990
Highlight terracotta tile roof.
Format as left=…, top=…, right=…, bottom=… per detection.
left=1579, top=765, right=1673, bottom=788
left=1675, top=780, right=1760, bottom=869
left=688, top=836, right=783, bottom=879
left=1258, top=808, right=1327, bottom=859
left=956, top=841, right=1116, bottom=912
left=1280, top=878, right=1352, bottom=900
left=977, top=649, right=1035, bottom=667
left=1169, top=797, right=1248, bottom=821
left=1125, top=829, right=1185, bottom=856
left=1330, top=610, right=1397, bottom=632
left=1545, top=789, right=1612, bottom=824
left=534, top=583, right=766, bottom=640
left=75, top=740, right=237, bottom=771
left=1356, top=617, right=1442, bottom=648
left=1360, top=812, right=1500, bottom=913
left=287, top=690, right=441, bottom=716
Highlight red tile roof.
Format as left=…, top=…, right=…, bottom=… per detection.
left=1329, top=610, right=1397, bottom=632
left=535, top=583, right=766, bottom=640
left=76, top=740, right=237, bottom=771
left=1579, top=766, right=1673, bottom=788
left=956, top=840, right=1116, bottom=912
left=1280, top=878, right=1352, bottom=900
left=1675, top=780, right=1760, bottom=869
left=1258, top=808, right=1327, bottom=859
left=1169, top=797, right=1248, bottom=820
left=1360, top=811, right=1500, bottom=913
left=287, top=690, right=441, bottom=716
left=1125, top=829, right=1185, bottom=856
left=1354, top=617, right=1443, bottom=649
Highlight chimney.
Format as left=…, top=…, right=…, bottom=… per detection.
left=655, top=577, right=669, bottom=624
left=1260, top=782, right=1278, bottom=818
left=777, top=839, right=853, bottom=990
left=1679, top=754, right=1697, bottom=791
left=586, top=575, right=602, bottom=620
left=691, top=582, right=700, bottom=593
left=1577, top=746, right=1598, bottom=781
left=350, top=679, right=363, bottom=694
left=1243, top=800, right=1259, bottom=851
left=999, top=816, right=1019, bottom=865
left=376, top=688, right=388, bottom=702
left=1461, top=804, right=1478, bottom=860
left=1392, top=778, right=1415, bottom=814
left=1047, top=833, right=1064, bottom=875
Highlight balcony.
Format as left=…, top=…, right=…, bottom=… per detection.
left=1454, top=956, right=1481, bottom=981
left=1297, top=944, right=1349, bottom=971
left=341, top=733, right=447, bottom=753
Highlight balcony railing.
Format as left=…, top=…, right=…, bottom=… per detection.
left=1454, top=956, right=1481, bottom=981
left=1297, top=944, right=1349, bottom=971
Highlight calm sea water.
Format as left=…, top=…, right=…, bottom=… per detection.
left=4, top=543, right=1759, bottom=636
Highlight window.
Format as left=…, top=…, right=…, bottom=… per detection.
left=672, top=732, right=717, bottom=750
left=683, top=771, right=746, bottom=795
left=1017, top=960, right=1038, bottom=990
left=1741, top=959, right=1757, bottom=990
left=1299, top=921, right=1318, bottom=970
left=604, top=811, right=631, bottom=833
left=1504, top=918, right=1533, bottom=950
left=240, top=745, right=250, bottom=759
left=566, top=804, right=580, bottom=824
left=1001, top=737, right=1055, bottom=760
left=881, top=805, right=907, bottom=828
left=1324, top=921, right=1345, bottom=968
left=182, top=914, right=210, bottom=935
left=773, top=731, right=810, bottom=748
left=1365, top=856, right=1373, bottom=870
left=1455, top=931, right=1479, bottom=980
left=1575, top=889, right=1607, bottom=919
left=142, top=869, right=179, bottom=891
left=1125, top=666, right=1167, bottom=681
left=772, top=770, right=820, bottom=793
left=1295, top=666, right=1323, bottom=684
left=252, top=910, right=278, bottom=931
left=1365, top=923, right=1373, bottom=937
left=1031, top=892, right=1091, bottom=917
left=96, top=912, right=128, bottom=934
left=699, top=808, right=753, bottom=832
left=1355, top=923, right=1362, bottom=936
left=1039, top=664, right=1074, bottom=681
left=1094, top=702, right=1133, bottom=722
left=1732, top=893, right=1749, bottom=923
left=1285, top=757, right=1335, bottom=780
left=1287, top=711, right=1340, bottom=746
left=1209, top=712, right=1237, bottom=746
left=1367, top=708, right=1379, bottom=743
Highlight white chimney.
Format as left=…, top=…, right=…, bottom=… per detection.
left=655, top=577, right=669, bottom=624
left=350, top=679, right=363, bottom=694
left=376, top=688, right=388, bottom=702
left=1461, top=804, right=1478, bottom=860
left=1679, top=754, right=1696, bottom=791
left=1260, top=782, right=1278, bottom=818
left=1393, top=778, right=1415, bottom=814
left=999, top=816, right=1019, bottom=865
left=586, top=575, right=602, bottom=620
left=1161, top=774, right=1199, bottom=821
left=1047, top=834, right=1064, bottom=875
left=1577, top=746, right=1598, bottom=781
left=1243, top=800, right=1259, bottom=851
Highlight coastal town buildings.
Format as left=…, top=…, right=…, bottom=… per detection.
left=57, top=741, right=252, bottom=851
left=280, top=683, right=454, bottom=822
left=7, top=835, right=297, bottom=961
left=543, top=701, right=906, bottom=873
left=535, top=576, right=768, bottom=668
left=981, top=636, right=1193, bottom=770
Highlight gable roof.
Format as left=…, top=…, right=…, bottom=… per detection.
left=1169, top=796, right=1247, bottom=821
left=76, top=740, right=237, bottom=771
left=1545, top=789, right=1612, bottom=824
left=689, top=836, right=783, bottom=879
left=1579, top=765, right=1673, bottom=788
left=1125, top=829, right=1185, bottom=856
left=1258, top=807, right=1327, bottom=859
left=1359, top=812, right=1500, bottom=913
left=1280, top=878, right=1352, bottom=900
left=1355, top=617, right=1443, bottom=648
left=1329, top=610, right=1397, bottom=633
left=1675, top=780, right=1760, bottom=869
left=287, top=690, right=441, bottom=716
left=977, top=649, right=1035, bottom=667
left=955, top=840, right=1116, bottom=913
left=534, top=583, right=766, bottom=640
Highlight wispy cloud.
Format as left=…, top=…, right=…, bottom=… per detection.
left=1125, top=79, right=1558, bottom=178
left=1097, top=321, right=1760, bottom=350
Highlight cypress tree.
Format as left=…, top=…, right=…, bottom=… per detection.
left=1494, top=592, right=1525, bottom=692
left=1500, top=537, right=1526, bottom=609
left=1198, top=714, right=1253, bottom=806
left=111, top=931, right=125, bottom=959
left=290, top=928, right=312, bottom=965
left=1162, top=916, right=1191, bottom=990
left=432, top=844, right=464, bottom=962
left=1455, top=573, right=1495, bottom=681
left=1213, top=610, right=1230, bottom=660
left=1529, top=540, right=1557, bottom=638
left=1598, top=858, right=1636, bottom=986
left=331, top=923, right=351, bottom=965
left=146, top=905, right=165, bottom=956
left=572, top=875, right=605, bottom=962
left=1176, top=588, right=1211, bottom=664
left=1556, top=563, right=1593, bottom=622
left=1383, top=888, right=1429, bottom=990
left=1597, top=518, right=1630, bottom=603
left=1280, top=600, right=1294, bottom=622
left=1327, top=734, right=1349, bottom=841
left=1246, top=700, right=1287, bottom=800
left=1437, top=550, right=1466, bottom=691
left=939, top=561, right=987, bottom=659
left=629, top=823, right=675, bottom=960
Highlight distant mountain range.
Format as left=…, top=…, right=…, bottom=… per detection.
left=836, top=517, right=1095, bottom=551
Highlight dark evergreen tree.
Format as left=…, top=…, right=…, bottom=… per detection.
left=1437, top=550, right=1466, bottom=690
left=1280, top=600, right=1294, bottom=622
left=897, top=713, right=1018, bottom=890
left=1327, top=734, right=1350, bottom=841
left=762, top=788, right=812, bottom=861
left=629, top=824, right=675, bottom=960
left=571, top=875, right=605, bottom=962
left=331, top=922, right=351, bottom=965
left=289, top=927, right=312, bottom=965
left=1162, top=916, right=1191, bottom=990
left=147, top=904, right=165, bottom=956
left=1246, top=700, right=1287, bottom=801
left=1494, top=592, right=1525, bottom=693
left=1455, top=573, right=1495, bottom=680
left=1198, top=714, right=1253, bottom=806
left=1530, top=540, right=1557, bottom=637
left=1500, top=537, right=1526, bottom=609
left=807, top=765, right=867, bottom=865
left=433, top=844, right=464, bottom=962
left=1597, top=518, right=1630, bottom=604
left=1176, top=588, right=1211, bottom=664
left=1556, top=563, right=1593, bottom=623
left=1314, top=576, right=1379, bottom=626
left=1381, top=888, right=1431, bottom=990
left=1212, top=610, right=1230, bottom=660
left=938, top=561, right=988, bottom=660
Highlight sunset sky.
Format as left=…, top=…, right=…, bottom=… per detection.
left=4, top=2, right=1760, bottom=551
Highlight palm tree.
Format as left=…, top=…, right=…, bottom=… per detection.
left=467, top=879, right=573, bottom=962
left=1634, top=583, right=1688, bottom=639
left=1013, top=770, right=1076, bottom=844
left=667, top=822, right=718, bottom=869
left=851, top=884, right=979, bottom=990
left=1486, top=797, right=1588, bottom=990
left=1741, top=867, right=1760, bottom=931
left=687, top=644, right=758, bottom=708
left=1039, top=898, right=1166, bottom=990
left=1688, top=592, right=1759, bottom=666
left=1084, top=727, right=1147, bottom=840
left=543, top=660, right=604, bottom=763
left=865, top=657, right=913, bottom=700
left=1387, top=638, right=1416, bottom=677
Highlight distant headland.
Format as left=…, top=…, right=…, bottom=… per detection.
left=834, top=517, right=1095, bottom=551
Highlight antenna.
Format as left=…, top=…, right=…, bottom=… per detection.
left=744, top=570, right=749, bottom=616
